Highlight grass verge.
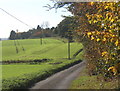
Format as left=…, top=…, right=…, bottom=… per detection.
left=70, top=67, right=118, bottom=89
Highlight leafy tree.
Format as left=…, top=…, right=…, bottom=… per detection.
left=50, top=1, right=120, bottom=78
left=55, top=16, right=78, bottom=40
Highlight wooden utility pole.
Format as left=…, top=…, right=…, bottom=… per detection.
left=68, top=30, right=71, bottom=60
left=40, top=27, right=43, bottom=45
left=16, top=30, right=25, bottom=52
left=40, top=23, right=44, bottom=45
left=40, top=35, right=42, bottom=45
left=68, top=38, right=70, bottom=60
left=14, top=39, right=18, bottom=53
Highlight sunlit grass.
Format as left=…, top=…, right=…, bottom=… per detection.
left=2, top=59, right=83, bottom=90
left=2, top=38, right=83, bottom=61
left=2, top=38, right=84, bottom=90
left=70, top=68, right=118, bottom=89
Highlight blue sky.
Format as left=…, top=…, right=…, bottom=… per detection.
left=0, top=0, right=72, bottom=38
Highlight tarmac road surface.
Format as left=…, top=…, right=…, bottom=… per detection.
left=29, top=61, right=85, bottom=90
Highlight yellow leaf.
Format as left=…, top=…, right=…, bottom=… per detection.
left=115, top=39, right=119, bottom=46
left=103, top=38, right=107, bottom=42
left=112, top=35, right=115, bottom=37
left=102, top=51, right=107, bottom=56
left=111, top=19, right=114, bottom=22
left=91, top=36, right=94, bottom=40
left=108, top=66, right=117, bottom=75
left=106, top=61, right=108, bottom=64
left=89, top=21, right=92, bottom=24
left=93, top=20, right=97, bottom=23
left=104, top=27, right=107, bottom=29
left=87, top=32, right=92, bottom=37
left=90, top=2, right=94, bottom=6
left=105, top=6, right=109, bottom=9
left=96, top=31, right=100, bottom=35
left=110, top=38, right=114, bottom=42
left=109, top=30, right=112, bottom=33
left=97, top=38, right=100, bottom=42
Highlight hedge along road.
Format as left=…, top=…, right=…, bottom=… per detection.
left=29, top=61, right=85, bottom=90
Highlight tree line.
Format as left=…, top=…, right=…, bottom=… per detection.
left=9, top=26, right=55, bottom=40
left=9, top=16, right=77, bottom=40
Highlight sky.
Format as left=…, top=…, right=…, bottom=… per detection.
left=0, top=0, right=72, bottom=38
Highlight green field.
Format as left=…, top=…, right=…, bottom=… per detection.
left=2, top=38, right=83, bottom=90
left=2, top=59, right=83, bottom=90
left=2, top=38, right=83, bottom=61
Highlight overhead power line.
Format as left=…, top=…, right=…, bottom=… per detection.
left=0, top=8, right=33, bottom=29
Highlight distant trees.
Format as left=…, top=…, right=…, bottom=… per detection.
left=9, top=25, right=55, bottom=40
left=37, top=25, right=42, bottom=30
left=9, top=30, right=16, bottom=40
left=9, top=30, right=31, bottom=40
left=21, top=32, right=31, bottom=39
left=9, top=16, right=78, bottom=40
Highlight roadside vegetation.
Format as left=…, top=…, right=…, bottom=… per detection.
left=51, top=1, right=119, bottom=89
left=70, top=67, right=118, bottom=89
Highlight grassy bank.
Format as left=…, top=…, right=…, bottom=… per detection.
left=2, top=59, right=82, bottom=91
left=70, top=67, right=118, bottom=89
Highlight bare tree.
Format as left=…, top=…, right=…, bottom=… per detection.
left=40, top=21, right=49, bottom=45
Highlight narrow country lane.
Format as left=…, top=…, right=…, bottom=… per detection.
left=29, top=61, right=85, bottom=90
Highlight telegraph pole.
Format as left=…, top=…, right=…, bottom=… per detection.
left=68, top=31, right=71, bottom=60
left=40, top=24, right=44, bottom=45
left=68, top=38, right=70, bottom=60
left=40, top=21, right=49, bottom=45
left=40, top=32, right=43, bottom=45
left=16, top=30, right=25, bottom=52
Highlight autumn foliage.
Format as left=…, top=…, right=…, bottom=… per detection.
left=53, top=1, right=119, bottom=78
left=52, top=1, right=119, bottom=78
left=71, top=2, right=120, bottom=78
